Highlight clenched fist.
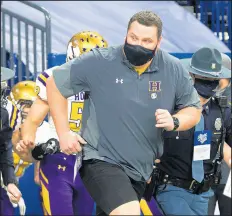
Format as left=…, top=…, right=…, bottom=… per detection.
left=59, top=131, right=87, bottom=155
left=16, top=139, right=35, bottom=153
left=155, top=109, right=174, bottom=131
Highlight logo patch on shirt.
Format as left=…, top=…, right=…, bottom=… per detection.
left=151, top=93, right=157, bottom=99
left=194, top=130, right=212, bottom=146
left=197, top=133, right=208, bottom=144
left=193, top=130, right=212, bottom=161
left=116, top=78, right=123, bottom=84
left=149, top=81, right=161, bottom=92
left=214, top=118, right=222, bottom=131
left=58, top=165, right=66, bottom=171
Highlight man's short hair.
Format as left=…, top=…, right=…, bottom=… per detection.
left=127, top=11, right=163, bottom=38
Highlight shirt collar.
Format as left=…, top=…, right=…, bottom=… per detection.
left=202, top=100, right=211, bottom=115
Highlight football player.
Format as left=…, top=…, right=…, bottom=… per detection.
left=2, top=80, right=51, bottom=215
left=17, top=31, right=108, bottom=215
left=9, top=81, right=51, bottom=159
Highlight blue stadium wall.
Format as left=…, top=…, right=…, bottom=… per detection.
left=14, top=51, right=231, bottom=215
left=47, top=53, right=232, bottom=68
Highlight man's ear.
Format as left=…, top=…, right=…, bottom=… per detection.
left=124, top=35, right=128, bottom=43
left=156, top=36, right=162, bottom=49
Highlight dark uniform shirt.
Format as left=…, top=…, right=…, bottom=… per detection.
left=0, top=107, right=16, bottom=186
left=216, top=83, right=231, bottom=184
left=158, top=97, right=231, bottom=180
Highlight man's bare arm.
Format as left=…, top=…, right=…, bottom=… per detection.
left=223, top=142, right=231, bottom=167
left=173, top=107, right=202, bottom=131
left=21, top=98, right=49, bottom=143
left=14, top=98, right=49, bottom=162
left=46, top=76, right=69, bottom=137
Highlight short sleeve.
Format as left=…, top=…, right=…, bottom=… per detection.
left=175, top=64, right=201, bottom=110
left=53, top=51, right=96, bottom=98
left=35, top=68, right=55, bottom=101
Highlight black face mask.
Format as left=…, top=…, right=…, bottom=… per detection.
left=194, top=78, right=219, bottom=99
left=124, top=40, right=157, bottom=66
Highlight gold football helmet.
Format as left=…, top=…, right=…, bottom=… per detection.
left=9, top=80, right=38, bottom=108
left=66, top=31, right=108, bottom=62
left=1, top=67, right=14, bottom=107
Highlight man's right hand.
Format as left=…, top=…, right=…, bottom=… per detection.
left=59, top=131, right=87, bottom=155
left=16, top=139, right=35, bottom=153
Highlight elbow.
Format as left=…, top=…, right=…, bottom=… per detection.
left=21, top=119, right=38, bottom=138
left=23, top=116, right=41, bottom=129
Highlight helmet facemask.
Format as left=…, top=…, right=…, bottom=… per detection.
left=18, top=100, right=33, bottom=124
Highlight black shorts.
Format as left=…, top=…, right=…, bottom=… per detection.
left=79, top=159, right=146, bottom=215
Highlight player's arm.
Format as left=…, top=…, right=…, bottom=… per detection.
left=14, top=98, right=49, bottom=162
left=21, top=97, right=49, bottom=144
left=16, top=69, right=51, bottom=157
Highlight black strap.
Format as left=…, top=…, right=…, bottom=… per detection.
left=215, top=96, right=228, bottom=162
left=161, top=173, right=215, bottom=194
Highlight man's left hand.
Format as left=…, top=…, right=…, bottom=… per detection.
left=155, top=109, right=174, bottom=131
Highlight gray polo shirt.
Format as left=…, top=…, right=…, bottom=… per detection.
left=53, top=45, right=201, bottom=181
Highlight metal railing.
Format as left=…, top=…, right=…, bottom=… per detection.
left=195, top=1, right=231, bottom=50
left=1, top=1, right=51, bottom=85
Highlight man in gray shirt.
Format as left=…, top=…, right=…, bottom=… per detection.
left=46, top=11, right=202, bottom=215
